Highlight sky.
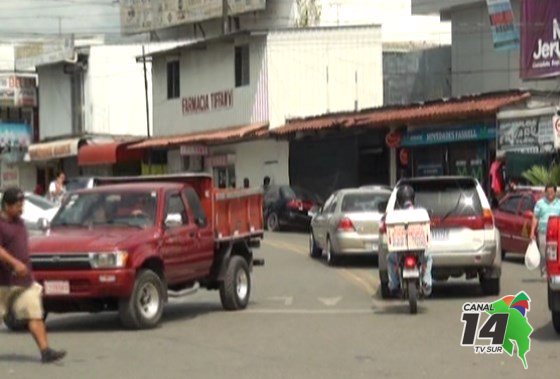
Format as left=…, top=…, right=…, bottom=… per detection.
left=0, top=0, right=121, bottom=42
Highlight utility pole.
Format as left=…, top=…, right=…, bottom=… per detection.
left=222, top=0, right=229, bottom=34
left=141, top=45, right=150, bottom=138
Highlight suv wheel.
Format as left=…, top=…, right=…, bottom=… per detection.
left=119, top=270, right=165, bottom=329
left=480, top=277, right=500, bottom=296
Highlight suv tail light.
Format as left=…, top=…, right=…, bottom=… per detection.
left=482, top=209, right=494, bottom=230
left=338, top=217, right=355, bottom=232
left=547, top=216, right=560, bottom=262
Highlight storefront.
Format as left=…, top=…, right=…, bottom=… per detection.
left=77, top=139, right=145, bottom=177
left=401, top=124, right=496, bottom=187
left=497, top=107, right=558, bottom=179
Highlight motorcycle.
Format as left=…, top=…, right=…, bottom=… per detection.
left=385, top=208, right=431, bottom=314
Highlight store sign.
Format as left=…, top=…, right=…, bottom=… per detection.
left=498, top=116, right=554, bottom=153
left=486, top=0, right=519, bottom=51
left=15, top=37, right=75, bottom=70
left=180, top=144, right=208, bottom=156
left=0, top=75, right=37, bottom=107
left=121, top=0, right=266, bottom=34
left=399, top=148, right=409, bottom=166
left=0, top=123, right=31, bottom=150
left=402, top=126, right=496, bottom=147
left=385, top=131, right=402, bottom=148
left=1, top=161, right=19, bottom=187
left=28, top=138, right=80, bottom=161
left=521, top=0, right=560, bottom=79
left=182, top=89, right=233, bottom=115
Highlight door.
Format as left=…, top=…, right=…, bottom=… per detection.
left=513, top=195, right=536, bottom=253
left=183, top=187, right=214, bottom=276
left=315, top=194, right=338, bottom=248
left=161, top=190, right=198, bottom=284
left=312, top=193, right=334, bottom=249
left=494, top=195, right=523, bottom=253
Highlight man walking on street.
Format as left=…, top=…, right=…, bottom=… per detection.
left=0, top=187, right=66, bottom=363
left=531, top=184, right=560, bottom=277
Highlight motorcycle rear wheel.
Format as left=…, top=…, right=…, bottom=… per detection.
left=407, top=280, right=418, bottom=314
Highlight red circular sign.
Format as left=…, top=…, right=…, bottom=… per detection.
left=399, top=148, right=409, bottom=166
left=385, top=131, right=402, bottom=148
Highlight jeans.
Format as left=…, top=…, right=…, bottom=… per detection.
left=538, top=232, right=547, bottom=275
left=388, top=251, right=433, bottom=292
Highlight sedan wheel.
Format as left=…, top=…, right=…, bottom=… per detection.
left=326, top=238, right=338, bottom=266
left=309, top=232, right=322, bottom=258
left=267, top=213, right=280, bottom=232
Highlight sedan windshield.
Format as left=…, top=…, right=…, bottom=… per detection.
left=51, top=191, right=158, bottom=228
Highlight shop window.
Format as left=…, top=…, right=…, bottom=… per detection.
left=234, top=45, right=250, bottom=87
left=214, top=166, right=236, bottom=188
left=182, top=155, right=204, bottom=172
left=167, top=61, right=180, bottom=99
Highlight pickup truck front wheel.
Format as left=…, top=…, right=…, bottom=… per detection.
left=220, top=256, right=251, bottom=311
left=119, top=270, right=165, bottom=329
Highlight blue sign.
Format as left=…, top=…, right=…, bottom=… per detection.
left=0, top=123, right=32, bottom=162
left=402, top=126, right=496, bottom=147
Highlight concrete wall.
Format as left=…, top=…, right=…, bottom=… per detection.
left=267, top=26, right=383, bottom=127
left=85, top=45, right=152, bottom=136
left=152, top=36, right=268, bottom=136
left=210, top=139, right=290, bottom=187
left=383, top=46, right=451, bottom=105
left=450, top=0, right=560, bottom=96
left=37, top=64, right=73, bottom=139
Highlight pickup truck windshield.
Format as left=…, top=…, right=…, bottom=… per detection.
left=51, top=191, right=158, bottom=228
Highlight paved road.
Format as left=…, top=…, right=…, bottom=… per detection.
left=1, top=231, right=558, bottom=378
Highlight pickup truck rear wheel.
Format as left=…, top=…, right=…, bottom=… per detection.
left=220, top=256, right=251, bottom=311
left=119, top=270, right=165, bottom=329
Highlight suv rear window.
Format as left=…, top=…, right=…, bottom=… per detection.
left=401, top=179, right=482, bottom=217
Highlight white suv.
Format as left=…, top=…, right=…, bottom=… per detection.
left=378, top=176, right=501, bottom=298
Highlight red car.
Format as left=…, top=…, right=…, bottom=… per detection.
left=494, top=189, right=543, bottom=258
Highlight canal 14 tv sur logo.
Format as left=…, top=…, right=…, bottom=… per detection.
left=460, top=292, right=533, bottom=369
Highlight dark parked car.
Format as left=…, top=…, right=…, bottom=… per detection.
left=264, top=185, right=322, bottom=231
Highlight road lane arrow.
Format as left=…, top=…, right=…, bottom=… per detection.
left=318, top=297, right=342, bottom=306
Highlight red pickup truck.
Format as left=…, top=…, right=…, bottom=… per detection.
left=7, top=174, right=264, bottom=330
left=546, top=216, right=560, bottom=334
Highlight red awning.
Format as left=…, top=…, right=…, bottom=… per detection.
left=78, top=141, right=144, bottom=166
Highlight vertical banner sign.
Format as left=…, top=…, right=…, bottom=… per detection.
left=521, top=0, right=560, bottom=79
left=553, top=115, right=560, bottom=150
left=486, top=0, right=520, bottom=50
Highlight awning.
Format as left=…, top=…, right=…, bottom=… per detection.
left=129, top=122, right=269, bottom=150
left=28, top=138, right=81, bottom=161
left=78, top=141, right=145, bottom=166
left=272, top=90, right=531, bottom=136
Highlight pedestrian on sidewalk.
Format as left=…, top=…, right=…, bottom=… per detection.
left=531, top=183, right=560, bottom=278
left=48, top=171, right=66, bottom=205
left=0, top=187, right=66, bottom=364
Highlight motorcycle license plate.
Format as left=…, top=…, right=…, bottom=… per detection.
left=388, top=226, right=407, bottom=250
left=44, top=281, right=70, bottom=295
left=402, top=268, right=420, bottom=279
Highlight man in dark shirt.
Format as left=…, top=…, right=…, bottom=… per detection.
left=0, top=187, right=66, bottom=364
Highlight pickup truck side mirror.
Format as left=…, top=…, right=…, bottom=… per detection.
left=195, top=216, right=207, bottom=227
left=37, top=217, right=50, bottom=231
left=523, top=210, right=534, bottom=219
left=164, top=213, right=183, bottom=228
left=308, top=205, right=320, bottom=218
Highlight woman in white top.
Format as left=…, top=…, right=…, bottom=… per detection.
left=48, top=171, right=66, bottom=205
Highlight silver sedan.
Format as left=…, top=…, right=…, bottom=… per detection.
left=309, top=188, right=391, bottom=265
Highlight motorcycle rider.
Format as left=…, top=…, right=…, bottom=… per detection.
left=387, top=185, right=433, bottom=297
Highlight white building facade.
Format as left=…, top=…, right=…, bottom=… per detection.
left=145, top=25, right=383, bottom=187
left=28, top=42, right=152, bottom=185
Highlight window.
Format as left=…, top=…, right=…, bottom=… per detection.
left=165, top=192, right=188, bottom=225
left=498, top=196, right=523, bottom=214
left=234, top=45, right=250, bottom=87
left=184, top=188, right=207, bottom=226
left=519, top=196, right=536, bottom=213
left=167, top=60, right=180, bottom=99
left=264, top=186, right=280, bottom=204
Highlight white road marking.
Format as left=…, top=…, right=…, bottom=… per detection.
left=242, top=309, right=375, bottom=315
left=318, top=296, right=342, bottom=306
left=267, top=296, right=294, bottom=306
